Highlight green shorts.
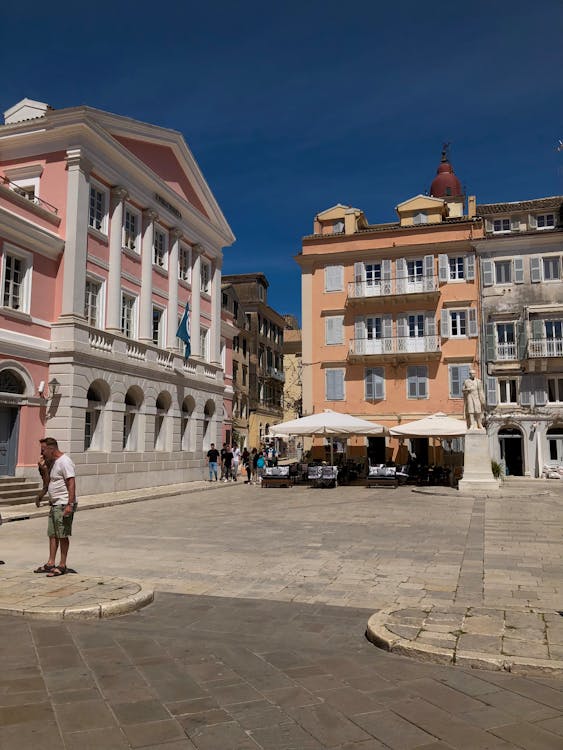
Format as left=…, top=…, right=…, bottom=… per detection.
left=47, top=505, right=74, bottom=538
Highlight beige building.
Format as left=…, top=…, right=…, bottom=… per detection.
left=221, top=281, right=250, bottom=447
left=282, top=315, right=302, bottom=423
left=222, top=274, right=285, bottom=447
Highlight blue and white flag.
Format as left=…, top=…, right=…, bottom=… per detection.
left=176, top=301, right=191, bottom=360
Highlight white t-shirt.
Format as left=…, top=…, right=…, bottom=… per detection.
left=48, top=454, right=76, bottom=505
left=232, top=447, right=241, bottom=463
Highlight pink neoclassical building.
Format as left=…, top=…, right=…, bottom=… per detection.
left=0, top=98, right=235, bottom=495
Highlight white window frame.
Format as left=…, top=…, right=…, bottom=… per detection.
left=547, top=376, right=563, bottom=403
left=88, top=180, right=109, bottom=234
left=1, top=244, right=33, bottom=314
left=325, top=368, right=345, bottom=401
left=152, top=305, right=166, bottom=348
left=536, top=213, right=555, bottom=230
left=123, top=206, right=141, bottom=253
left=365, top=367, right=385, bottom=400
left=498, top=378, right=518, bottom=404
left=324, top=265, right=343, bottom=292
left=449, top=364, right=471, bottom=399
left=449, top=310, right=467, bottom=338
left=200, top=259, right=211, bottom=294
left=178, top=244, right=192, bottom=283
left=542, top=256, right=561, bottom=282
left=325, top=315, right=344, bottom=345
left=407, top=365, right=428, bottom=400
left=493, top=217, right=511, bottom=234
left=494, top=259, right=512, bottom=285
left=447, top=255, right=465, bottom=281
left=84, top=275, right=105, bottom=328
left=153, top=225, right=168, bottom=269
left=4, top=165, right=43, bottom=205
left=120, top=291, right=138, bottom=339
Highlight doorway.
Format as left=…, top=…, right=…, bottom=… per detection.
left=498, top=427, right=523, bottom=476
left=410, top=437, right=429, bottom=466
left=0, top=407, right=18, bottom=476
left=367, top=436, right=386, bottom=465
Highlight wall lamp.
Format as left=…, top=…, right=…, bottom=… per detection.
left=48, top=377, right=60, bottom=398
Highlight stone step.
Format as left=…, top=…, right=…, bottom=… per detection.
left=0, top=481, right=42, bottom=505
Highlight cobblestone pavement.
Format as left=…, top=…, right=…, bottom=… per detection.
left=0, top=481, right=562, bottom=748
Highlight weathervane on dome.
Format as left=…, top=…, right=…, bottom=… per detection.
left=441, top=142, right=451, bottom=162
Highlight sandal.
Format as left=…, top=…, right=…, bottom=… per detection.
left=46, top=566, right=67, bottom=577
left=34, top=563, right=55, bottom=573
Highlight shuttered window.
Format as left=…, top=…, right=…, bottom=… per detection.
left=449, top=364, right=471, bottom=399
left=325, top=369, right=345, bottom=400
left=325, top=316, right=344, bottom=345
left=324, top=265, right=343, bottom=292
left=407, top=366, right=428, bottom=399
left=365, top=368, right=385, bottom=400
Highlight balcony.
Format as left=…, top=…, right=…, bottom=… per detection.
left=496, top=342, right=518, bottom=361
left=347, top=276, right=439, bottom=307
left=528, top=338, right=563, bottom=358
left=0, top=176, right=59, bottom=215
left=348, top=335, right=441, bottom=363
left=265, top=366, right=285, bottom=383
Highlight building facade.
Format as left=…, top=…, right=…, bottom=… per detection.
left=476, top=196, right=563, bottom=477
left=221, top=281, right=249, bottom=447
left=0, top=98, right=234, bottom=493
left=222, top=274, right=285, bottom=447
left=297, top=152, right=484, bottom=463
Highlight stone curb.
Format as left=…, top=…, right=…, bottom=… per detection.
left=366, top=608, right=563, bottom=677
left=0, top=574, right=154, bottom=621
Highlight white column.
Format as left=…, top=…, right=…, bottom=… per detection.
left=210, top=256, right=222, bottom=365
left=60, top=148, right=91, bottom=318
left=106, top=187, right=128, bottom=333
left=190, top=245, right=202, bottom=358
left=167, top=228, right=181, bottom=349
left=140, top=209, right=157, bottom=342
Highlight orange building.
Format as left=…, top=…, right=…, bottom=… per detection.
left=296, top=151, right=484, bottom=464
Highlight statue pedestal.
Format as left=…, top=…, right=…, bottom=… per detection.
left=458, top=430, right=499, bottom=494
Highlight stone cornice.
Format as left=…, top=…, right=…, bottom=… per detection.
left=0, top=205, right=64, bottom=258
left=65, top=147, right=93, bottom=174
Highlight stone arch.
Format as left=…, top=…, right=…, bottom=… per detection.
left=154, top=390, right=172, bottom=451
left=0, top=360, right=34, bottom=397
left=123, top=385, right=144, bottom=451
left=84, top=378, right=111, bottom=451
left=181, top=395, right=196, bottom=452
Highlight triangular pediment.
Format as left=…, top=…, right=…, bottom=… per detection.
left=82, top=108, right=234, bottom=243
left=317, top=204, right=361, bottom=220
left=396, top=194, right=445, bottom=211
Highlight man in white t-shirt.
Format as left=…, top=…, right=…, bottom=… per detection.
left=34, top=437, right=76, bottom=577
left=231, top=444, right=241, bottom=481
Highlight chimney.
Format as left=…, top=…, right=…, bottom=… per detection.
left=4, top=98, right=51, bottom=125
left=467, top=195, right=476, bottom=218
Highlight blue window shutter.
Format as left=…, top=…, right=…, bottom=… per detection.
left=465, top=254, right=475, bottom=281
left=374, top=367, right=384, bottom=399
left=482, top=259, right=494, bottom=287
left=450, top=365, right=460, bottom=398
left=514, top=257, right=524, bottom=284
left=365, top=369, right=374, bottom=400
left=530, top=257, right=542, bottom=283
left=468, top=308, right=478, bottom=338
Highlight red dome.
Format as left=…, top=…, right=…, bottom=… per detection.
left=430, top=148, right=463, bottom=198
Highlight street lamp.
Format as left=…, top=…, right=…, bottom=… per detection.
left=48, top=378, right=60, bottom=398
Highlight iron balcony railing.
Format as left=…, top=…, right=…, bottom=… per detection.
left=349, top=335, right=441, bottom=356
left=528, top=337, right=563, bottom=358
left=347, top=275, right=438, bottom=300
left=1, top=176, right=59, bottom=215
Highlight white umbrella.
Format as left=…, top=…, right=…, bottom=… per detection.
left=270, top=409, right=385, bottom=464
left=389, top=412, right=467, bottom=438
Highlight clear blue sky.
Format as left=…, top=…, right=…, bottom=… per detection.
left=2, top=1, right=562, bottom=322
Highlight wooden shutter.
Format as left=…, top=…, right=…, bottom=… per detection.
left=381, top=259, right=392, bottom=294
left=485, top=218, right=493, bottom=233
left=365, top=369, right=374, bottom=400
left=354, top=262, right=364, bottom=284
left=528, top=213, right=537, bottom=229
left=465, top=254, right=475, bottom=280
left=482, top=259, right=494, bottom=287
left=532, top=319, right=544, bottom=339
left=530, top=257, right=542, bottom=283
left=325, top=317, right=342, bottom=345
left=326, top=370, right=343, bottom=400
left=534, top=375, right=547, bottom=406
left=441, top=309, right=450, bottom=338
left=373, top=367, right=384, bottom=399
left=517, top=321, right=527, bottom=359
left=425, top=314, right=436, bottom=337
left=486, top=376, right=497, bottom=406
left=382, top=315, right=393, bottom=353
left=510, top=216, right=520, bottom=231
left=423, top=255, right=434, bottom=290
left=407, top=366, right=417, bottom=398
left=485, top=322, right=496, bottom=362
left=396, top=258, right=407, bottom=294
left=438, top=254, right=449, bottom=282
left=468, top=308, right=478, bottom=337
left=397, top=315, right=408, bottom=339
left=354, top=317, right=365, bottom=354
left=519, top=374, right=532, bottom=406
left=450, top=365, right=461, bottom=398
left=514, top=257, right=524, bottom=284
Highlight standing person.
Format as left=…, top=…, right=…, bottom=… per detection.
left=251, top=448, right=259, bottom=484
left=222, top=444, right=233, bottom=482
left=34, top=437, right=76, bottom=577
left=241, top=448, right=251, bottom=483
left=231, top=443, right=241, bottom=482
left=206, top=443, right=220, bottom=481
left=256, top=451, right=266, bottom=484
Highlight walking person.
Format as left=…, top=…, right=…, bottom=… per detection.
left=34, top=437, right=76, bottom=577
left=251, top=447, right=259, bottom=484
left=206, top=443, right=220, bottom=481
left=232, top=443, right=241, bottom=482
left=220, top=442, right=228, bottom=481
